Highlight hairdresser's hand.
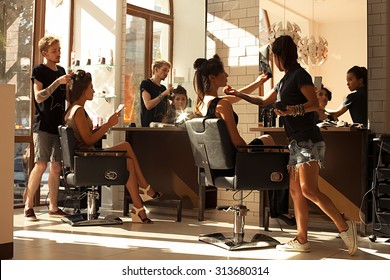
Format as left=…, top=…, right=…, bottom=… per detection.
left=254, top=73, right=270, bottom=85
left=58, top=74, right=72, bottom=85
left=223, top=85, right=239, bottom=96
left=162, top=85, right=174, bottom=98
left=274, top=105, right=293, bottom=117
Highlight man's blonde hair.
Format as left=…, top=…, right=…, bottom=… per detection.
left=38, top=36, right=60, bottom=54
left=151, top=59, right=171, bottom=73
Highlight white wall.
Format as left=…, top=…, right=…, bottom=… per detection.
left=319, top=21, right=367, bottom=124
left=172, top=0, right=206, bottom=107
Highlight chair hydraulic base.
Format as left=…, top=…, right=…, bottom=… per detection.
left=61, top=188, right=122, bottom=226
left=199, top=205, right=280, bottom=251
left=61, top=213, right=123, bottom=226
left=199, top=232, right=280, bottom=251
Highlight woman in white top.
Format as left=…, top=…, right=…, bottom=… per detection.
left=64, top=70, right=162, bottom=223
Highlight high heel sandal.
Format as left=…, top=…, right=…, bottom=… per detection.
left=131, top=207, right=153, bottom=224
left=139, top=185, right=163, bottom=202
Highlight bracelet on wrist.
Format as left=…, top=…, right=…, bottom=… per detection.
left=290, top=104, right=305, bottom=117
left=159, top=94, right=163, bottom=101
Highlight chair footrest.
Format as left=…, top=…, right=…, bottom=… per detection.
left=144, top=199, right=182, bottom=222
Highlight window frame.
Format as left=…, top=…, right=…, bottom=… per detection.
left=126, top=1, right=174, bottom=78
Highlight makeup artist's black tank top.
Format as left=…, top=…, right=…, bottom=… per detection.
left=205, top=97, right=239, bottom=124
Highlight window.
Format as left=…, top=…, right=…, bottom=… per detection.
left=125, top=1, right=173, bottom=126
left=127, top=0, right=170, bottom=15
left=0, top=0, right=34, bottom=136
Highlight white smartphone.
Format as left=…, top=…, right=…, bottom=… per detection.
left=116, top=104, right=124, bottom=113
left=314, top=76, right=322, bottom=90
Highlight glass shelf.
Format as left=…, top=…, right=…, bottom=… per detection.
left=69, top=64, right=115, bottom=71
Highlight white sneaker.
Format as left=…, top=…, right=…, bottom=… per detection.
left=276, top=238, right=310, bottom=252
left=339, top=220, right=358, bottom=256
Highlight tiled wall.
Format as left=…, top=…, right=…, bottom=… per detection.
left=207, top=0, right=262, bottom=217
left=368, top=0, right=388, bottom=134
left=207, top=0, right=262, bottom=145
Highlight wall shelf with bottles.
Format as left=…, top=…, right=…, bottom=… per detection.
left=69, top=64, right=117, bottom=127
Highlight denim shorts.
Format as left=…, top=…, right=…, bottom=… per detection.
left=288, top=139, right=326, bottom=168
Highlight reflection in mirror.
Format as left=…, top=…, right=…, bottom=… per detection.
left=260, top=0, right=367, bottom=126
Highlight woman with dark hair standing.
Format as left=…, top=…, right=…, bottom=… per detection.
left=327, top=66, right=368, bottom=127
left=64, top=70, right=162, bottom=223
left=192, top=54, right=294, bottom=226
left=225, top=35, right=358, bottom=255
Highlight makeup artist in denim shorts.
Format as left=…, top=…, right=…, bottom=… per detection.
left=225, top=35, right=358, bottom=255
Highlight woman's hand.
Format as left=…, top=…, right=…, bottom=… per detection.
left=106, top=111, right=120, bottom=128
left=274, top=106, right=292, bottom=117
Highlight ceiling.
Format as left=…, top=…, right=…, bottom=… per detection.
left=266, top=0, right=367, bottom=24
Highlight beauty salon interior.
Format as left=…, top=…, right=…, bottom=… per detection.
left=2, top=0, right=390, bottom=263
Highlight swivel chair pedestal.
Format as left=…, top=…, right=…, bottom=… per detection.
left=199, top=193, right=280, bottom=251
left=61, top=187, right=124, bottom=227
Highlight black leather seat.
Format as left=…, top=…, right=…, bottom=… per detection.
left=185, top=118, right=289, bottom=250
left=58, top=125, right=129, bottom=226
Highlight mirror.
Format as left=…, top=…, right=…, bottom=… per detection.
left=260, top=0, right=367, bottom=126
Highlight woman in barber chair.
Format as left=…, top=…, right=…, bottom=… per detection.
left=315, top=85, right=337, bottom=123
left=64, top=70, right=162, bottom=223
left=224, top=36, right=358, bottom=255
left=193, top=54, right=295, bottom=227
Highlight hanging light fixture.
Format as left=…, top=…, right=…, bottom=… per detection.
left=267, top=0, right=302, bottom=46
left=298, top=0, right=328, bottom=66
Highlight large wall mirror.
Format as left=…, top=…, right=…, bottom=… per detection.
left=260, top=0, right=367, bottom=125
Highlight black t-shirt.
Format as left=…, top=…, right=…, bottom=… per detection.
left=31, top=64, right=66, bottom=135
left=343, top=86, right=367, bottom=127
left=275, top=65, right=323, bottom=143
left=140, top=79, right=169, bottom=127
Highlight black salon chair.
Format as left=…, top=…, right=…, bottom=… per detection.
left=58, top=125, right=129, bottom=226
left=185, top=118, right=289, bottom=250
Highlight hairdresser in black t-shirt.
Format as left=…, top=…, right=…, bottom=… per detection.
left=327, top=66, right=368, bottom=127
left=225, top=35, right=358, bottom=255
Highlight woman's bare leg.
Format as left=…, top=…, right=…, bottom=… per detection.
left=289, top=167, right=309, bottom=244
left=298, top=162, right=348, bottom=232
left=125, top=158, right=149, bottom=220
left=107, top=141, right=159, bottom=197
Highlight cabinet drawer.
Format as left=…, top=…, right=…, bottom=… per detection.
left=378, top=183, right=390, bottom=193
left=379, top=197, right=390, bottom=209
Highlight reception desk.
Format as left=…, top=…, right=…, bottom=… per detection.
left=111, top=127, right=200, bottom=209
left=250, top=127, right=371, bottom=226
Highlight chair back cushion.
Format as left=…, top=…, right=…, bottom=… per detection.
left=186, top=118, right=235, bottom=170
left=58, top=125, right=76, bottom=170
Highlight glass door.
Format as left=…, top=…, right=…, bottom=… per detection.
left=0, top=0, right=35, bottom=207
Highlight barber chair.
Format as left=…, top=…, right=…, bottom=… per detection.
left=185, top=118, right=289, bottom=250
left=58, top=125, right=129, bottom=226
